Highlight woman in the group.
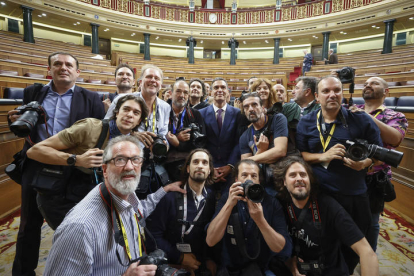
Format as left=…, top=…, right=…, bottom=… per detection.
left=251, top=78, right=278, bottom=111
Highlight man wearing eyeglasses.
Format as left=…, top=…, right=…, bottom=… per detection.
left=27, top=95, right=148, bottom=230
left=44, top=135, right=185, bottom=275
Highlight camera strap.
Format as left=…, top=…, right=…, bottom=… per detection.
left=175, top=184, right=207, bottom=240
left=287, top=199, right=324, bottom=265
left=230, top=208, right=261, bottom=260
left=99, top=183, right=146, bottom=265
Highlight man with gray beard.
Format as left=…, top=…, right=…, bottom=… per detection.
left=44, top=135, right=185, bottom=276
left=165, top=79, right=206, bottom=181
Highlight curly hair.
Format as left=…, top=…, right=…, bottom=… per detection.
left=272, top=156, right=319, bottom=201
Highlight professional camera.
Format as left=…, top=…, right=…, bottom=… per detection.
left=152, top=135, right=168, bottom=160
left=240, top=179, right=265, bottom=203
left=178, top=123, right=206, bottom=148
left=10, top=101, right=48, bottom=137
left=346, top=139, right=404, bottom=168
left=297, top=259, right=324, bottom=275
left=266, top=102, right=283, bottom=116
left=254, top=127, right=273, bottom=142
left=336, top=66, right=355, bottom=84
left=139, top=249, right=190, bottom=276
left=236, top=90, right=249, bottom=102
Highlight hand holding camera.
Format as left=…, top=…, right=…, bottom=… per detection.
left=176, top=128, right=191, bottom=142
left=123, top=262, right=157, bottom=276
left=254, top=134, right=269, bottom=154
left=76, top=148, right=104, bottom=168
left=320, top=144, right=346, bottom=163
left=134, top=131, right=158, bottom=148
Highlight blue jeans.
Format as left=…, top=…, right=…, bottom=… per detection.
left=366, top=212, right=381, bottom=252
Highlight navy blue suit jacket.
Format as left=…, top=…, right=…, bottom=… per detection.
left=199, top=104, right=241, bottom=167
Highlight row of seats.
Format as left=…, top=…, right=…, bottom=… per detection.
left=344, top=96, right=414, bottom=112
left=4, top=86, right=414, bottom=113
left=3, top=87, right=112, bottom=102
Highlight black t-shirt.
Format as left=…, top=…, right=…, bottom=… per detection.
left=283, top=194, right=364, bottom=276
left=239, top=113, right=288, bottom=155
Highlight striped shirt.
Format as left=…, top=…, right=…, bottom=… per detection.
left=44, top=184, right=166, bottom=276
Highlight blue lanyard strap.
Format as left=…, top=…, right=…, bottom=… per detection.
left=172, top=108, right=186, bottom=134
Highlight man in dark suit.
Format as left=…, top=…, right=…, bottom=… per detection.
left=8, top=52, right=105, bottom=276
left=199, top=77, right=241, bottom=190
left=325, top=49, right=338, bottom=64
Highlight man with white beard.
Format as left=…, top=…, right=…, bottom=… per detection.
left=44, top=135, right=185, bottom=276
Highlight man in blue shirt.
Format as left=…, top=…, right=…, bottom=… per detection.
left=295, top=75, right=382, bottom=274
left=206, top=159, right=292, bottom=275
left=8, top=52, right=105, bottom=276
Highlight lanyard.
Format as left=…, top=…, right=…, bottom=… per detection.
left=115, top=210, right=142, bottom=259
left=181, top=184, right=206, bottom=240
left=251, top=115, right=267, bottom=153
left=373, top=110, right=381, bottom=118
left=99, top=184, right=145, bottom=263
left=316, top=111, right=336, bottom=152
left=172, top=108, right=186, bottom=134
left=145, top=101, right=157, bottom=132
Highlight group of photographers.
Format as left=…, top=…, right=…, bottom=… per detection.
left=7, top=51, right=406, bottom=276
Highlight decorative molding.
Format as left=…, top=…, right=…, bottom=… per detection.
left=73, top=0, right=385, bottom=25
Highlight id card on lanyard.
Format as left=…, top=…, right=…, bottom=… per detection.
left=176, top=184, right=206, bottom=253
left=316, top=111, right=336, bottom=169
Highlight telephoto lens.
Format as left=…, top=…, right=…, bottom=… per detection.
left=241, top=180, right=265, bottom=203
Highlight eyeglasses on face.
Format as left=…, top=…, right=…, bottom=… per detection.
left=106, top=156, right=145, bottom=167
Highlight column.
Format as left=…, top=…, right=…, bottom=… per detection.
left=186, top=36, right=196, bottom=64
left=322, top=31, right=331, bottom=61
left=144, top=33, right=151, bottom=60
left=228, top=38, right=239, bottom=65
left=382, top=19, right=396, bottom=54
left=273, top=38, right=280, bottom=64
left=90, top=23, right=100, bottom=54
left=21, top=6, right=34, bottom=43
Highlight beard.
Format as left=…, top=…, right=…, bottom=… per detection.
left=363, top=89, right=382, bottom=100
left=248, top=112, right=260, bottom=123
left=173, top=99, right=187, bottom=108
left=107, top=169, right=141, bottom=196
left=189, top=171, right=207, bottom=183
left=117, top=82, right=132, bottom=91
left=289, top=183, right=309, bottom=201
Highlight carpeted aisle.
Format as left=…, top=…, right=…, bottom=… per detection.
left=0, top=208, right=413, bottom=275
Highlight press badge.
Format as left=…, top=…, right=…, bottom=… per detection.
left=227, top=225, right=234, bottom=235
left=176, top=243, right=192, bottom=253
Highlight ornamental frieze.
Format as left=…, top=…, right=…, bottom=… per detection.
left=74, top=0, right=384, bottom=25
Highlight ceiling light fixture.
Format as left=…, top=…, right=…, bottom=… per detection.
left=410, top=17, right=414, bottom=20
left=243, top=41, right=246, bottom=44
left=200, top=40, right=203, bottom=43
left=178, top=38, right=182, bottom=42
left=0, top=2, right=6, bottom=6
left=38, top=15, right=42, bottom=17
left=343, top=32, right=347, bottom=34
left=376, top=27, right=380, bottom=29
left=265, top=40, right=268, bottom=43
left=155, top=36, right=159, bottom=40
left=340, top=31, right=343, bottom=34
left=42, top=13, right=47, bottom=16
left=77, top=22, right=80, bottom=25
left=372, top=25, right=376, bottom=28
left=222, top=41, right=224, bottom=44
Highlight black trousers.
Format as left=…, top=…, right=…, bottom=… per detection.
left=324, top=191, right=372, bottom=275
left=37, top=194, right=77, bottom=230
left=12, top=172, right=44, bottom=276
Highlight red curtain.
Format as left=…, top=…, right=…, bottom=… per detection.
left=202, top=0, right=207, bottom=8
left=219, top=0, right=225, bottom=9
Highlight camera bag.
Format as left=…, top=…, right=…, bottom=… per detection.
left=33, top=119, right=109, bottom=199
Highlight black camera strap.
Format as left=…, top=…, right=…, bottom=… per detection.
left=287, top=199, right=325, bottom=267
left=99, top=183, right=146, bottom=266
left=230, top=207, right=261, bottom=260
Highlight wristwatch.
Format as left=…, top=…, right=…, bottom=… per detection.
left=67, top=154, right=77, bottom=166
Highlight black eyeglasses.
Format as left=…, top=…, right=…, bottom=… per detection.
left=106, top=156, right=145, bottom=167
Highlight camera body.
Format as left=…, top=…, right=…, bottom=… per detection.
left=266, top=102, right=283, bottom=116
left=346, top=139, right=404, bottom=168
left=336, top=66, right=355, bottom=84
left=10, top=101, right=48, bottom=137
left=138, top=249, right=190, bottom=276
left=178, top=123, right=206, bottom=148
left=152, top=134, right=168, bottom=160
left=254, top=127, right=273, bottom=142
left=240, top=180, right=265, bottom=203
left=297, top=259, right=324, bottom=275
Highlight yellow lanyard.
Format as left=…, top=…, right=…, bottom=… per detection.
left=316, top=111, right=336, bottom=152
left=118, top=212, right=142, bottom=260
left=145, top=101, right=156, bottom=132
left=373, top=110, right=381, bottom=118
